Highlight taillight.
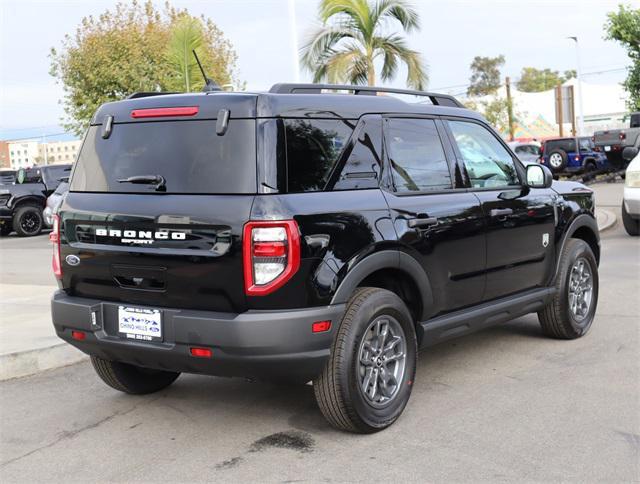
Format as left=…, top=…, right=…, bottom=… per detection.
left=243, top=220, right=300, bottom=296
left=619, top=132, right=626, bottom=141
left=50, top=214, right=62, bottom=279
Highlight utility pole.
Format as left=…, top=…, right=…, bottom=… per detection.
left=288, top=0, right=300, bottom=82
left=555, top=84, right=564, bottom=137
left=505, top=76, right=515, bottom=141
left=568, top=36, right=584, bottom=136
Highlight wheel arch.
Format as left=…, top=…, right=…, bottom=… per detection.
left=554, top=214, right=600, bottom=283
left=330, top=250, right=433, bottom=340
left=12, top=195, right=45, bottom=210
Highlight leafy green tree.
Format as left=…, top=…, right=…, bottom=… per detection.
left=467, top=55, right=505, bottom=97
left=605, top=4, right=640, bottom=110
left=516, top=67, right=576, bottom=92
left=166, top=16, right=206, bottom=92
left=301, top=0, right=428, bottom=89
left=50, top=1, right=239, bottom=135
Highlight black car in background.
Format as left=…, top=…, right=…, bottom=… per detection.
left=0, top=164, right=72, bottom=236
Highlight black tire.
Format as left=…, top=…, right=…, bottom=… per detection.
left=622, top=202, right=640, bottom=236
left=313, top=288, right=417, bottom=433
left=91, top=356, right=180, bottom=395
left=0, top=225, right=11, bottom=236
left=583, top=160, right=597, bottom=173
left=538, top=239, right=598, bottom=339
left=12, top=205, right=43, bottom=237
left=547, top=149, right=568, bottom=172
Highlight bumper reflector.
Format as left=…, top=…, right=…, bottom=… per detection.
left=190, top=347, right=213, bottom=358
left=312, top=321, right=332, bottom=333
left=71, top=330, right=86, bottom=341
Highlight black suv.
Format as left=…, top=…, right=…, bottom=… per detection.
left=51, top=84, right=600, bottom=433
left=0, top=164, right=72, bottom=236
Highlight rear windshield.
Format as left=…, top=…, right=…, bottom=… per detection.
left=71, top=119, right=256, bottom=194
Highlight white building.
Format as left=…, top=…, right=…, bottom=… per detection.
left=8, top=139, right=82, bottom=169
left=39, top=140, right=82, bottom=164
left=8, top=140, right=40, bottom=169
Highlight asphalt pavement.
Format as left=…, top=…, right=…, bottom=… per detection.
left=0, top=182, right=638, bottom=482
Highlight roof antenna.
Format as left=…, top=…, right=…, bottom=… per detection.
left=193, top=50, right=221, bottom=92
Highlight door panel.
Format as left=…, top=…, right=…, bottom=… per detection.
left=475, top=189, right=557, bottom=299
left=382, top=117, right=486, bottom=318
left=444, top=118, right=557, bottom=300
left=384, top=191, right=486, bottom=316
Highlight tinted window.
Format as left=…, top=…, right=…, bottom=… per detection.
left=70, top=120, right=256, bottom=194
left=330, top=117, right=382, bottom=191
left=285, top=119, right=352, bottom=192
left=447, top=120, right=519, bottom=188
left=386, top=118, right=451, bottom=192
left=545, top=138, right=576, bottom=153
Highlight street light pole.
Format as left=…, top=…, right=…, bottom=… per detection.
left=568, top=36, right=585, bottom=136
left=288, top=0, right=300, bottom=83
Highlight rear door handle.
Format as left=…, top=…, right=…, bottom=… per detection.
left=408, top=217, right=438, bottom=228
left=490, top=208, right=513, bottom=217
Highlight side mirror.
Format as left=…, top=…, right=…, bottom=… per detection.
left=622, top=146, right=638, bottom=162
left=526, top=164, right=552, bottom=189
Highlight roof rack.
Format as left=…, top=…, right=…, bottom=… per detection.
left=126, top=92, right=180, bottom=100
left=269, top=83, right=465, bottom=108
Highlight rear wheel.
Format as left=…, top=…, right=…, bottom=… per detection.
left=538, top=239, right=598, bottom=339
left=13, top=205, right=43, bottom=237
left=313, top=288, right=417, bottom=433
left=622, top=202, right=640, bottom=236
left=91, top=356, right=180, bottom=394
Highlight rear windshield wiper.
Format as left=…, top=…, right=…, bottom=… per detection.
left=117, top=175, right=166, bottom=192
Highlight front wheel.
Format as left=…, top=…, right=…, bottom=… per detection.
left=91, top=356, right=180, bottom=394
left=313, top=288, right=417, bottom=433
left=538, top=239, right=598, bottom=339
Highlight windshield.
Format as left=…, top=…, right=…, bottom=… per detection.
left=70, top=119, right=257, bottom=194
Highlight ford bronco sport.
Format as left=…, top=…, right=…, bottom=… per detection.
left=51, top=84, right=600, bottom=433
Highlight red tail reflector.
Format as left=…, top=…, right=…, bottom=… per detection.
left=130, top=106, right=199, bottom=119
left=253, top=242, right=286, bottom=258
left=71, top=330, right=86, bottom=341
left=312, top=321, right=332, bottom=333
left=51, top=215, right=62, bottom=279
left=190, top=347, right=213, bottom=358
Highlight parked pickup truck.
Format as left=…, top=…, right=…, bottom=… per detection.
left=0, top=164, right=72, bottom=236
left=593, top=112, right=640, bottom=169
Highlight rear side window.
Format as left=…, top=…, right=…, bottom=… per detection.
left=71, top=120, right=257, bottom=194
left=386, top=118, right=452, bottom=192
left=284, top=119, right=353, bottom=192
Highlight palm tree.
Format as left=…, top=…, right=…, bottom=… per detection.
left=166, top=16, right=206, bottom=92
left=301, top=0, right=428, bottom=90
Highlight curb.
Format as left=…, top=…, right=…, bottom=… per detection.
left=0, top=343, right=87, bottom=381
left=596, top=208, right=617, bottom=233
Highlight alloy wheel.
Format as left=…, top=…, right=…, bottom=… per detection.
left=568, top=257, right=593, bottom=322
left=357, top=315, right=407, bottom=408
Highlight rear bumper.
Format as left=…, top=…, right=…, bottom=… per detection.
left=51, top=291, right=345, bottom=381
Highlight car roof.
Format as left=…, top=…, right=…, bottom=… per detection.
left=91, top=88, right=483, bottom=124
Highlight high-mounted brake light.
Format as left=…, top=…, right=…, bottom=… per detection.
left=50, top=214, right=62, bottom=279
left=243, top=220, right=300, bottom=296
left=130, top=106, right=199, bottom=119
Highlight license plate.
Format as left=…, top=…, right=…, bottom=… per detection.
left=604, top=145, right=611, bottom=152
left=118, top=306, right=162, bottom=342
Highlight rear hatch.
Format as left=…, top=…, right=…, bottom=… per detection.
left=59, top=97, right=257, bottom=313
left=594, top=129, right=623, bottom=147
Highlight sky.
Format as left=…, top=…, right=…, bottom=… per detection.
left=0, top=0, right=633, bottom=140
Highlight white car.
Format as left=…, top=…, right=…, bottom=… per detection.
left=507, top=141, right=541, bottom=165
left=622, top=151, right=640, bottom=236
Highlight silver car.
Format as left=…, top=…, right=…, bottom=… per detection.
left=43, top=181, right=69, bottom=227
left=508, top=141, right=541, bottom=165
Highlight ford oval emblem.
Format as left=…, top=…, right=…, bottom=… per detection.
left=65, top=255, right=81, bottom=266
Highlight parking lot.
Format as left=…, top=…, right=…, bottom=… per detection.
left=0, top=182, right=638, bottom=482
